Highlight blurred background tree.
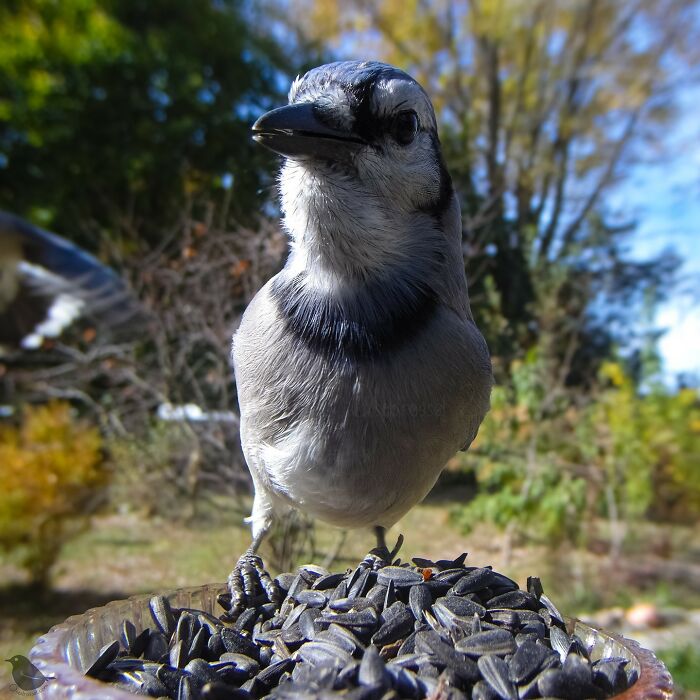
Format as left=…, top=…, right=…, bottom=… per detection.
left=0, top=0, right=308, bottom=249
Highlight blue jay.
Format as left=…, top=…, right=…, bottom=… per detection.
left=0, top=211, right=141, bottom=352
left=228, top=61, right=492, bottom=613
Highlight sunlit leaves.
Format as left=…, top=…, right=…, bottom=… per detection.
left=0, top=401, right=104, bottom=584
left=0, top=0, right=294, bottom=248
left=454, top=356, right=700, bottom=544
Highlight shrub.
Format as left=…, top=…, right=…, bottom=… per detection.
left=452, top=354, right=700, bottom=547
left=0, top=401, right=105, bottom=586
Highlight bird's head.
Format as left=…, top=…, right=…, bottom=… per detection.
left=253, top=61, right=456, bottom=281
left=5, top=655, right=24, bottom=665
left=254, top=61, right=451, bottom=219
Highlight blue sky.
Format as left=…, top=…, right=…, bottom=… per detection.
left=613, top=84, right=700, bottom=380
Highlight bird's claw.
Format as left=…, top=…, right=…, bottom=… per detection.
left=364, top=533, right=404, bottom=569
left=225, top=550, right=280, bottom=621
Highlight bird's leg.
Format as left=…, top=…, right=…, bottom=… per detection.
left=364, top=526, right=404, bottom=568
left=226, top=529, right=280, bottom=620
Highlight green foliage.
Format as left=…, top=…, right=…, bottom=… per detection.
left=658, top=645, right=700, bottom=693
left=0, top=0, right=295, bottom=246
left=0, top=401, right=105, bottom=585
left=453, top=354, right=700, bottom=545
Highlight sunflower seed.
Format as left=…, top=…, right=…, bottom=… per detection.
left=220, top=652, right=260, bottom=674
left=256, top=657, right=295, bottom=687
left=329, top=580, right=348, bottom=603
left=415, top=630, right=480, bottom=682
left=121, top=620, right=137, bottom=650
left=299, top=564, right=328, bottom=579
left=285, top=573, right=309, bottom=600
left=487, top=609, right=520, bottom=628
left=156, top=664, right=185, bottom=692
left=176, top=674, right=194, bottom=700
left=85, top=640, right=121, bottom=677
left=397, top=629, right=418, bottom=656
left=312, top=572, right=346, bottom=590
left=377, top=566, right=423, bottom=588
left=171, top=639, right=189, bottom=669
left=593, top=658, right=629, bottom=694
left=150, top=595, right=177, bottom=636
left=487, top=590, right=540, bottom=611
left=433, top=596, right=486, bottom=630
left=455, top=629, right=517, bottom=656
left=414, top=581, right=448, bottom=601
left=274, top=572, right=296, bottom=593
left=383, top=578, right=397, bottom=610
left=330, top=623, right=365, bottom=653
left=364, top=583, right=387, bottom=609
left=372, top=601, right=414, bottom=646
left=508, top=638, right=557, bottom=683
left=329, top=596, right=376, bottom=612
left=434, top=568, right=470, bottom=585
left=259, top=644, right=273, bottom=667
left=478, top=654, right=518, bottom=700
left=358, top=645, right=388, bottom=688
left=135, top=670, right=171, bottom=697
left=388, top=665, right=422, bottom=698
left=537, top=666, right=603, bottom=700
left=453, top=569, right=501, bottom=597
left=296, top=607, right=322, bottom=641
left=320, top=607, right=379, bottom=636
left=520, top=620, right=546, bottom=639
left=472, top=679, right=501, bottom=700
left=540, top=593, right=565, bottom=625
left=294, top=589, right=327, bottom=608
left=143, top=630, right=168, bottom=662
left=221, top=628, right=260, bottom=660
left=408, top=583, right=432, bottom=621
left=549, top=625, right=571, bottom=662
left=202, top=680, right=251, bottom=699
left=233, top=606, right=258, bottom=633
left=295, top=640, right=353, bottom=668
left=348, top=567, right=373, bottom=598
left=188, top=626, right=210, bottom=661
left=184, top=657, right=218, bottom=686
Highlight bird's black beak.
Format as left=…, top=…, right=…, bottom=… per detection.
left=252, top=103, right=365, bottom=160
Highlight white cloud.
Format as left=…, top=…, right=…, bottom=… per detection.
left=657, top=301, right=700, bottom=376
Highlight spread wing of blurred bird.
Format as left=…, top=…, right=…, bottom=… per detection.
left=0, top=211, right=143, bottom=352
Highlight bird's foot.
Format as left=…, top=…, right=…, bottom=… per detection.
left=364, top=533, right=404, bottom=569
left=224, top=550, right=281, bottom=621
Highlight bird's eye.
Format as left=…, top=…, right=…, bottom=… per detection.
left=391, top=110, right=419, bottom=146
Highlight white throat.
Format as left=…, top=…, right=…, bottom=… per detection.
left=280, top=159, right=434, bottom=291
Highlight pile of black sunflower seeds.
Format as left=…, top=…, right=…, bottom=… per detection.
left=86, top=553, right=638, bottom=699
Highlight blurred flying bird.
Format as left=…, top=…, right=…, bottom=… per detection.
left=0, top=212, right=142, bottom=352
left=228, top=61, right=493, bottom=614
left=5, top=655, right=49, bottom=691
